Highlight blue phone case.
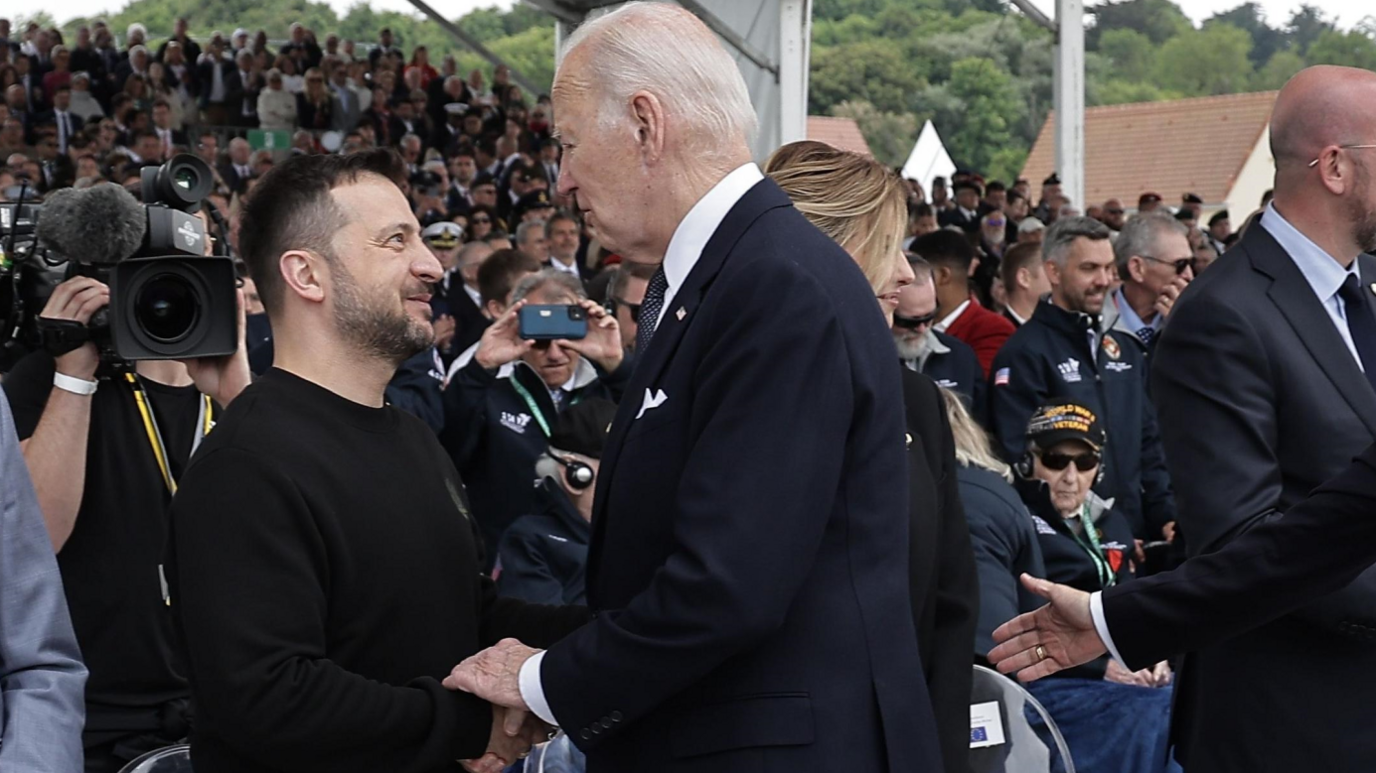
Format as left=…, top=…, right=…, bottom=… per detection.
left=519, top=304, right=589, bottom=340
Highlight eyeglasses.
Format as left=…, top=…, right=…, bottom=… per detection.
left=1105, top=208, right=1125, bottom=215
left=1141, top=255, right=1196, bottom=275
left=1037, top=450, right=1101, bottom=472
left=1308, top=144, right=1376, bottom=168
left=985, top=219, right=1005, bottom=228
left=613, top=297, right=641, bottom=323
left=471, top=216, right=491, bottom=224
left=892, top=311, right=938, bottom=330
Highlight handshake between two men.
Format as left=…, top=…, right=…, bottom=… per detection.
left=445, top=640, right=547, bottom=773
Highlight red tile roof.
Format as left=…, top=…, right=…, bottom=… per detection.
left=807, top=116, right=872, bottom=157
left=1020, top=91, right=1277, bottom=207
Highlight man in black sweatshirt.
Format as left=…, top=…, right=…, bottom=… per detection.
left=167, top=149, right=591, bottom=773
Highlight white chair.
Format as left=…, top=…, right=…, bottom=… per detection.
left=116, top=743, right=193, bottom=773
left=969, top=664, right=1076, bottom=773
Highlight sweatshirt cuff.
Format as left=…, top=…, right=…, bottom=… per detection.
left=519, top=650, right=558, bottom=726
left=1089, top=591, right=1127, bottom=666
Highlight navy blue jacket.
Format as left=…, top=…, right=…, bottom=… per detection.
left=537, top=179, right=942, bottom=771
left=497, top=479, right=591, bottom=607
left=383, top=348, right=446, bottom=435
left=989, top=301, right=1177, bottom=539
left=440, top=357, right=630, bottom=565
left=908, top=330, right=986, bottom=427
left=958, top=464, right=1045, bottom=658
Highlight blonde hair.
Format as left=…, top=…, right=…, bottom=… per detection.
left=939, top=388, right=1013, bottom=482
left=764, top=141, right=908, bottom=294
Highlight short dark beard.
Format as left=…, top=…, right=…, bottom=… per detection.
left=1352, top=161, right=1376, bottom=253
left=330, top=260, right=433, bottom=364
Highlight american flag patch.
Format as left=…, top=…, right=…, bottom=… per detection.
left=994, top=367, right=1011, bottom=386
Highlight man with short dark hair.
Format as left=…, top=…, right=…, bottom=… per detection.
left=1207, top=209, right=1231, bottom=254
left=150, top=99, right=186, bottom=158
left=170, top=149, right=588, bottom=772
left=912, top=229, right=1015, bottom=376
left=989, top=216, right=1177, bottom=541
left=544, top=212, right=586, bottom=283
left=939, top=180, right=982, bottom=234
left=1099, top=198, right=1126, bottom=232
left=1000, top=241, right=1051, bottom=327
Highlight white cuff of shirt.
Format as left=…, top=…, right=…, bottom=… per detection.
left=1089, top=591, right=1128, bottom=667
left=518, top=650, right=558, bottom=726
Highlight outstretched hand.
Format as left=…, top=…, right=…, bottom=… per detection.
left=460, top=706, right=553, bottom=773
left=988, top=574, right=1108, bottom=682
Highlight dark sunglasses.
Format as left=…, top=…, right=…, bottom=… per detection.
left=613, top=297, right=641, bottom=323
left=892, top=311, right=938, bottom=330
left=1142, top=255, right=1197, bottom=275
left=471, top=216, right=491, bottom=224
left=1105, top=207, right=1125, bottom=215
left=1038, top=450, right=1101, bottom=472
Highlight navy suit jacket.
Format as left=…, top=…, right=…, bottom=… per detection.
left=538, top=179, right=941, bottom=772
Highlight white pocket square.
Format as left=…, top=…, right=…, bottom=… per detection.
left=636, top=388, right=668, bottom=420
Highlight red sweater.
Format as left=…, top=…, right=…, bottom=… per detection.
left=943, top=299, right=1015, bottom=377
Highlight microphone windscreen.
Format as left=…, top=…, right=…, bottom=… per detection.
left=37, top=184, right=148, bottom=264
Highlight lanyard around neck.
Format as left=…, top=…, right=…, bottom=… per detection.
left=508, top=371, right=579, bottom=438
left=125, top=372, right=213, bottom=494
left=1070, top=503, right=1116, bottom=589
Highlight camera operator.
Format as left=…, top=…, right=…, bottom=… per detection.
left=3, top=273, right=249, bottom=772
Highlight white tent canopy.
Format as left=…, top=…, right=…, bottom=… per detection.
left=902, top=120, right=957, bottom=198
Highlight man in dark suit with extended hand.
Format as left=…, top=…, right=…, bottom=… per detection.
left=993, top=65, right=1376, bottom=773
left=443, top=4, right=943, bottom=771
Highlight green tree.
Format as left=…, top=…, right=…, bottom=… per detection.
left=1087, top=0, right=1191, bottom=48
left=1152, top=23, right=1255, bottom=96
left=830, top=99, right=918, bottom=167
left=809, top=38, right=923, bottom=115
left=1206, top=2, right=1287, bottom=68
left=1253, top=50, right=1306, bottom=89
left=942, top=57, right=1021, bottom=175
left=1285, top=5, right=1334, bottom=55
left=1098, top=28, right=1154, bottom=80
left=1306, top=29, right=1376, bottom=71
left=1090, top=79, right=1182, bottom=105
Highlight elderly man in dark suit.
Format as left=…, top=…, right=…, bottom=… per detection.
left=993, top=65, right=1376, bottom=773
left=444, top=4, right=943, bottom=771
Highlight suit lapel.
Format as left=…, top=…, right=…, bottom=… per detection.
left=586, top=179, right=794, bottom=588
left=1250, top=227, right=1376, bottom=433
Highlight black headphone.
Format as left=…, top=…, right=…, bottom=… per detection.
left=555, top=453, right=595, bottom=490
left=1015, top=451, right=1035, bottom=480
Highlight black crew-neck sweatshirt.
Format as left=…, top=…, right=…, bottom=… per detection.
left=167, top=368, right=589, bottom=773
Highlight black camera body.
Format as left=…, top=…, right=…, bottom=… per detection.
left=2, top=154, right=237, bottom=365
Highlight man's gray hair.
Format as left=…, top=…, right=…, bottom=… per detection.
left=511, top=268, right=588, bottom=304
left=1113, top=211, right=1189, bottom=278
left=1042, top=216, right=1112, bottom=266
left=515, top=220, right=546, bottom=246
left=559, top=2, right=758, bottom=162
left=907, top=254, right=936, bottom=285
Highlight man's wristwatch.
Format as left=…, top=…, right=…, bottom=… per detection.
left=53, top=372, right=99, bottom=396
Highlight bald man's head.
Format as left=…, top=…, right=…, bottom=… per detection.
left=1271, top=66, right=1376, bottom=171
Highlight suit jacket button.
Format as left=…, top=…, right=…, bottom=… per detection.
left=610, top=711, right=623, bottom=723
left=591, top=725, right=603, bottom=735
left=580, top=729, right=592, bottom=741
left=600, top=718, right=613, bottom=730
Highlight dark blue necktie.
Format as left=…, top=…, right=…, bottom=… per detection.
left=1338, top=274, right=1376, bottom=393
left=635, top=265, right=669, bottom=354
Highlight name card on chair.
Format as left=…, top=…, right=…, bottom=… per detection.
left=970, top=701, right=1007, bottom=749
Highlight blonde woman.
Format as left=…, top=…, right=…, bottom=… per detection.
left=766, top=141, right=978, bottom=773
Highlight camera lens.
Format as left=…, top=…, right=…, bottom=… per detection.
left=173, top=166, right=199, bottom=191
left=134, top=273, right=200, bottom=342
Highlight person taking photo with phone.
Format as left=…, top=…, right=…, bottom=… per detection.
left=441, top=267, right=631, bottom=566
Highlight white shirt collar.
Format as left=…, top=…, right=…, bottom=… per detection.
left=463, top=283, right=482, bottom=307
left=656, top=163, right=765, bottom=328
left=1007, top=305, right=1027, bottom=326
left=1261, top=203, right=1359, bottom=303
left=549, top=258, right=578, bottom=276
left=935, top=299, right=971, bottom=333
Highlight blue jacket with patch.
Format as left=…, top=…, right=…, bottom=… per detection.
left=906, top=330, right=987, bottom=427
left=440, top=356, right=630, bottom=565
left=497, top=478, right=592, bottom=606
left=988, top=301, right=1177, bottom=540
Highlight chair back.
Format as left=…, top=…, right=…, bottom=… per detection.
left=970, top=665, right=1075, bottom=773
left=116, top=743, right=193, bottom=773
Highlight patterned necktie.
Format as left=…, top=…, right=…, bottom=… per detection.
left=1338, top=274, right=1376, bottom=393
left=636, top=265, right=669, bottom=354
left=1136, top=326, right=1156, bottom=347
